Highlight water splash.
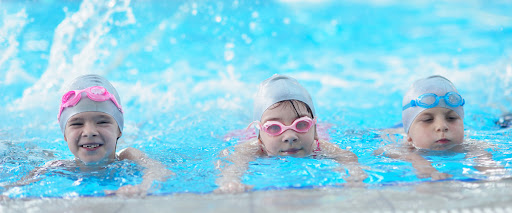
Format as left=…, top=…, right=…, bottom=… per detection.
left=0, top=9, right=32, bottom=85
left=9, top=0, right=135, bottom=112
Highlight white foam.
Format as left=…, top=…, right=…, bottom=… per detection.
left=9, top=0, right=135, bottom=111
left=0, top=9, right=28, bottom=83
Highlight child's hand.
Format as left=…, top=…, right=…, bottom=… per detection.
left=105, top=184, right=148, bottom=197
left=416, top=167, right=452, bottom=181
left=214, top=180, right=253, bottom=194
left=430, top=171, right=452, bottom=181
left=343, top=166, right=368, bottom=187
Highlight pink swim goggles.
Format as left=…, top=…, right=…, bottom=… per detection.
left=250, top=116, right=316, bottom=136
left=58, top=86, right=123, bottom=120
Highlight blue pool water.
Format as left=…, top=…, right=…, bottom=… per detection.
left=1, top=0, right=512, bottom=198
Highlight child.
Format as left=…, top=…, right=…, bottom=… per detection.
left=376, top=75, right=501, bottom=180
left=6, top=74, right=172, bottom=197
left=215, top=74, right=367, bottom=193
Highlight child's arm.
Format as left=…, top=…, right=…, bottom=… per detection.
left=320, top=140, right=367, bottom=185
left=1, top=160, right=63, bottom=198
left=378, top=144, right=451, bottom=180
left=401, top=151, right=452, bottom=180
left=214, top=139, right=260, bottom=193
left=465, top=142, right=504, bottom=175
left=109, top=147, right=174, bottom=196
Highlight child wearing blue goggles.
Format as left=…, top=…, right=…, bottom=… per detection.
left=375, top=75, right=502, bottom=181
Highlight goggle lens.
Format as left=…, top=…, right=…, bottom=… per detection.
left=90, top=86, right=106, bottom=95
left=446, top=93, right=463, bottom=106
left=266, top=124, right=282, bottom=134
left=295, top=120, right=311, bottom=131
left=419, top=95, right=436, bottom=106
left=62, top=91, right=76, bottom=103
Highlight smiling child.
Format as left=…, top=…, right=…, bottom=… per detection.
left=4, top=74, right=172, bottom=197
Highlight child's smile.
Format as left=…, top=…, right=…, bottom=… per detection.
left=80, top=142, right=104, bottom=151
left=81, top=143, right=102, bottom=150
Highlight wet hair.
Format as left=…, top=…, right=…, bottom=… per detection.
left=267, top=100, right=314, bottom=119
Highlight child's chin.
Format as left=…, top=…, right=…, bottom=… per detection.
left=429, top=143, right=459, bottom=151
left=279, top=151, right=309, bottom=157
left=79, top=157, right=111, bottom=165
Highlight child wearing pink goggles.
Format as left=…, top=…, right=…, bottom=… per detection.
left=9, top=74, right=173, bottom=197
left=215, top=74, right=367, bottom=193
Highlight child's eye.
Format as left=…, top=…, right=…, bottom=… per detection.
left=421, top=118, right=433, bottom=123
left=447, top=116, right=458, bottom=121
left=97, top=120, right=110, bottom=124
left=69, top=122, right=83, bottom=126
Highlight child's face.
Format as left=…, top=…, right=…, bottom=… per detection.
left=259, top=101, right=317, bottom=157
left=64, top=111, right=121, bottom=165
left=407, top=107, right=464, bottom=150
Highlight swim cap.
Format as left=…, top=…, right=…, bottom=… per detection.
left=58, top=74, right=124, bottom=134
left=253, top=74, right=316, bottom=122
left=402, top=75, right=464, bottom=133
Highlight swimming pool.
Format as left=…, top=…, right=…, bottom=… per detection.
left=1, top=0, right=512, bottom=210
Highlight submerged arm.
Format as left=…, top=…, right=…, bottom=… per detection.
left=320, top=140, right=367, bottom=184
left=391, top=144, right=454, bottom=180
left=112, top=147, right=174, bottom=196
left=377, top=143, right=451, bottom=180
left=1, top=160, right=63, bottom=198
left=465, top=142, right=504, bottom=175
left=403, top=151, right=452, bottom=180
left=214, top=139, right=260, bottom=193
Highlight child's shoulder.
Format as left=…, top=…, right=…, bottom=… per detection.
left=235, top=138, right=262, bottom=153
left=317, top=140, right=353, bottom=156
left=117, top=147, right=145, bottom=161
left=219, top=138, right=263, bottom=157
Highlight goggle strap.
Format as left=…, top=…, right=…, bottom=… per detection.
left=246, top=121, right=260, bottom=130
left=402, top=100, right=415, bottom=111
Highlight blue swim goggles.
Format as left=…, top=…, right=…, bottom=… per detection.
left=402, top=92, right=465, bottom=111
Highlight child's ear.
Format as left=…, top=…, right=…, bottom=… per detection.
left=406, top=135, right=413, bottom=144
left=116, top=125, right=122, bottom=139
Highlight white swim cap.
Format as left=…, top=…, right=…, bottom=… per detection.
left=59, top=74, right=124, bottom=134
left=253, top=74, right=316, bottom=122
left=402, top=75, right=464, bottom=133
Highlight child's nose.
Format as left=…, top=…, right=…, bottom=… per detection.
left=435, top=119, right=449, bottom=132
left=82, top=122, right=99, bottom=137
left=281, top=130, right=298, bottom=143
